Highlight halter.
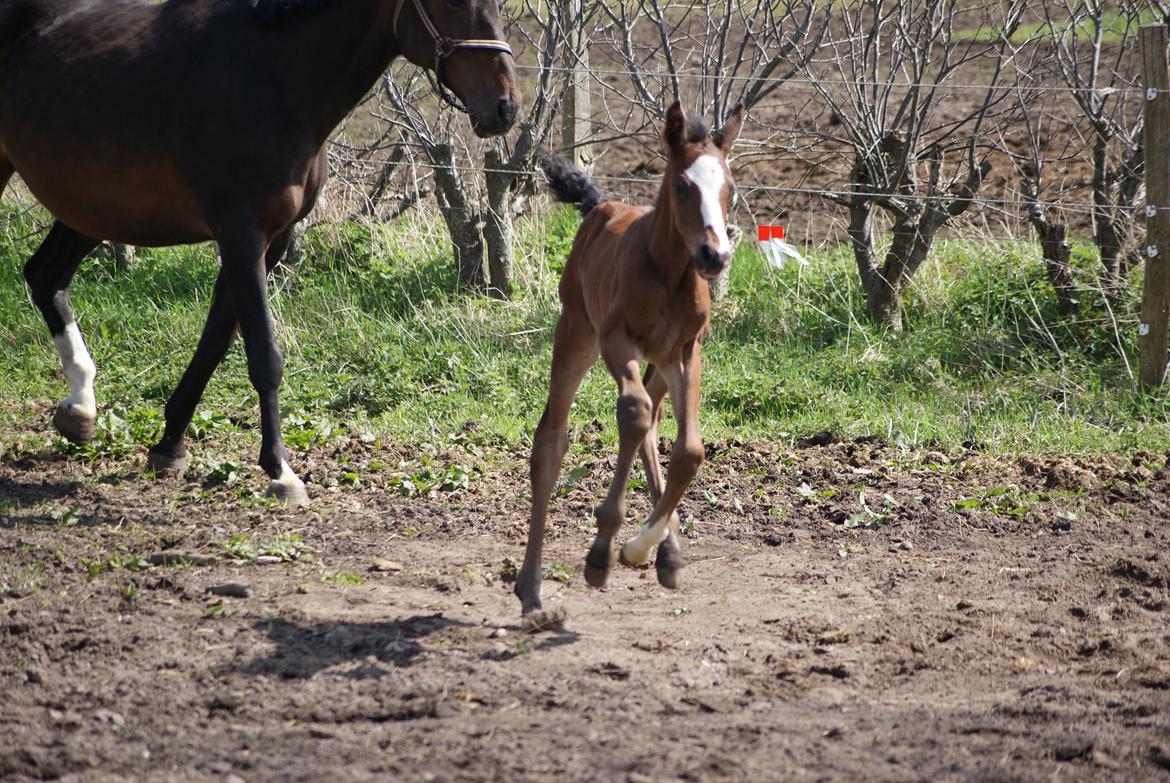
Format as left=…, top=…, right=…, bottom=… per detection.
left=392, top=0, right=514, bottom=113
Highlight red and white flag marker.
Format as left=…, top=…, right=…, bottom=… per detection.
left=756, top=225, right=807, bottom=268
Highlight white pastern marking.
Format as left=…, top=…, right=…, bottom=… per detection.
left=685, top=155, right=731, bottom=254
left=53, top=323, right=96, bottom=417
left=623, top=516, right=671, bottom=565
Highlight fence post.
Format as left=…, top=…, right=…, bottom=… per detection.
left=1140, top=24, right=1170, bottom=388
left=561, top=0, right=591, bottom=169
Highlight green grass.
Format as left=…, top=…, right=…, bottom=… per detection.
left=1, top=197, right=1167, bottom=461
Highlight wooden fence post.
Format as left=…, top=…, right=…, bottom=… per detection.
left=1140, top=24, right=1170, bottom=388
left=561, top=0, right=591, bottom=169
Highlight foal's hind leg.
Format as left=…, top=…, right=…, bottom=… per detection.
left=22, top=222, right=102, bottom=443
left=149, top=230, right=295, bottom=477
left=0, top=152, right=13, bottom=199
left=516, top=311, right=596, bottom=619
left=621, top=340, right=704, bottom=568
left=586, top=330, right=654, bottom=587
left=215, top=223, right=307, bottom=505
left=638, top=366, right=685, bottom=589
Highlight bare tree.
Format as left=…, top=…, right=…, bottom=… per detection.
left=1042, top=0, right=1145, bottom=299
left=799, top=0, right=1025, bottom=330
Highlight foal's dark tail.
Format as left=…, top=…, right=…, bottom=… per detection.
left=536, top=149, right=607, bottom=217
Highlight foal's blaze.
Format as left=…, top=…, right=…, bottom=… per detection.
left=0, top=0, right=518, bottom=506
left=516, top=102, right=745, bottom=626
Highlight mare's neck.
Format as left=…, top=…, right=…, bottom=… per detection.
left=260, top=0, right=403, bottom=144
left=648, top=181, right=695, bottom=289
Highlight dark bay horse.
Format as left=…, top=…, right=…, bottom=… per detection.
left=0, top=0, right=519, bottom=504
left=517, top=102, right=743, bottom=625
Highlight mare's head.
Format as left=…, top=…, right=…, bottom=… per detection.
left=661, top=101, right=744, bottom=280
left=394, top=0, right=521, bottom=137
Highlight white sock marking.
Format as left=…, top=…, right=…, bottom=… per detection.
left=685, top=155, right=731, bottom=255
left=622, top=515, right=671, bottom=565
left=53, top=323, right=96, bottom=417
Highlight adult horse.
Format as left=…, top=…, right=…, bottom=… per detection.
left=0, top=0, right=519, bottom=504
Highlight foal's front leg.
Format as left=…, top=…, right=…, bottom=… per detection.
left=637, top=366, right=685, bottom=588
left=216, top=224, right=307, bottom=505
left=585, top=331, right=653, bottom=587
left=621, top=341, right=703, bottom=570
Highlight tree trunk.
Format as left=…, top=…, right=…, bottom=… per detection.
left=112, top=243, right=134, bottom=272
left=1022, top=179, right=1075, bottom=312
left=432, top=143, right=486, bottom=292
left=483, top=146, right=515, bottom=300
left=1092, top=133, right=1124, bottom=298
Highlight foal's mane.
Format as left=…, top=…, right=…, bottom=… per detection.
left=249, top=0, right=328, bottom=27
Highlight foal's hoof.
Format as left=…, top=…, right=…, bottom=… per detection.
left=521, top=606, right=567, bottom=634
left=584, top=543, right=612, bottom=588
left=266, top=465, right=309, bottom=507
left=52, top=404, right=95, bottom=445
left=146, top=448, right=188, bottom=478
left=655, top=546, right=684, bottom=589
left=619, top=539, right=652, bottom=568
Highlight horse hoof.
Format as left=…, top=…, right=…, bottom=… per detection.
left=521, top=606, right=567, bottom=633
left=52, top=404, right=95, bottom=445
left=147, top=448, right=188, bottom=478
left=584, top=543, right=611, bottom=588
left=584, top=563, right=610, bottom=588
left=266, top=474, right=309, bottom=507
left=656, top=563, right=681, bottom=589
left=619, top=540, right=652, bottom=567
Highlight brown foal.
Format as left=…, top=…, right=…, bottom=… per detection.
left=516, top=101, right=744, bottom=623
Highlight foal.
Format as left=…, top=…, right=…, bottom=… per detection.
left=516, top=102, right=744, bottom=622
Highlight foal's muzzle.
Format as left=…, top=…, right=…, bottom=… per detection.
left=695, top=244, right=731, bottom=281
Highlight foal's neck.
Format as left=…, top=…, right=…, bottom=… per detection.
left=647, top=178, right=694, bottom=289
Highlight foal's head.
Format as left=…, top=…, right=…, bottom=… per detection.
left=394, top=0, right=521, bottom=137
left=661, top=101, right=744, bottom=280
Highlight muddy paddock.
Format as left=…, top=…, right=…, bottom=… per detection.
left=2, top=436, right=1169, bottom=782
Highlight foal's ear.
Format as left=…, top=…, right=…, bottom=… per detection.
left=713, top=104, right=745, bottom=153
left=663, top=100, right=686, bottom=152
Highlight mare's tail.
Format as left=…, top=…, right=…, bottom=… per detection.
left=536, top=149, right=606, bottom=217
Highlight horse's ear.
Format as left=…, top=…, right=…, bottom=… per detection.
left=662, top=101, right=686, bottom=153
left=713, top=104, right=745, bottom=153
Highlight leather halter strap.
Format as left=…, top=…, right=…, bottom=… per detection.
left=393, top=0, right=512, bottom=65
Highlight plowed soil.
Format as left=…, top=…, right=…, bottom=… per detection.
left=2, top=433, right=1169, bottom=782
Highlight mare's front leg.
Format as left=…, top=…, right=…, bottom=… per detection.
left=620, top=340, right=703, bottom=571
left=586, top=329, right=654, bottom=587
left=149, top=230, right=295, bottom=477
left=637, top=366, right=685, bottom=588
left=22, top=222, right=101, bottom=443
left=516, top=312, right=597, bottom=620
left=216, top=224, right=307, bottom=505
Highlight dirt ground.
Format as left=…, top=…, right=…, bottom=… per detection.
left=2, top=432, right=1169, bottom=783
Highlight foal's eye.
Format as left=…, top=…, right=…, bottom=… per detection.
left=447, top=0, right=468, bottom=8
left=674, top=177, right=689, bottom=197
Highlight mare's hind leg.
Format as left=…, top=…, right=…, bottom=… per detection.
left=516, top=311, right=597, bottom=620
left=215, top=223, right=307, bottom=505
left=149, top=229, right=295, bottom=477
left=22, top=222, right=102, bottom=443
left=637, top=366, right=685, bottom=589
left=586, top=330, right=654, bottom=587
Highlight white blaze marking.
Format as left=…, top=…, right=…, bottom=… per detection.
left=621, top=514, right=671, bottom=565
left=685, top=155, right=731, bottom=255
left=53, top=323, right=97, bottom=418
